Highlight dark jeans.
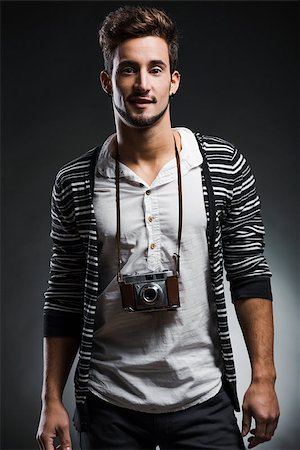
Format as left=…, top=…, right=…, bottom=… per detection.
left=76, top=387, right=245, bottom=450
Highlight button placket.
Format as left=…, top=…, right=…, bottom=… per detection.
left=144, top=190, right=154, bottom=255
left=144, top=190, right=161, bottom=271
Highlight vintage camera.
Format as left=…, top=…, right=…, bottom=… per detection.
left=118, top=270, right=180, bottom=312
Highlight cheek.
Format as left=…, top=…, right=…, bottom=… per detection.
left=113, top=84, right=129, bottom=104
left=114, top=78, right=128, bottom=94
left=155, top=81, right=172, bottom=98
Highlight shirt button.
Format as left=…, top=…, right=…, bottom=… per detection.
left=145, top=190, right=151, bottom=195
left=139, top=183, right=144, bottom=187
left=148, top=216, right=153, bottom=223
left=150, top=243, right=156, bottom=250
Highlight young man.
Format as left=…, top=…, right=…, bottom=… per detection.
left=37, top=5, right=279, bottom=450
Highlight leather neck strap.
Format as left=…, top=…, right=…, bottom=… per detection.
left=115, top=135, right=183, bottom=281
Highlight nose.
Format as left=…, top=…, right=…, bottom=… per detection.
left=134, top=69, right=150, bottom=92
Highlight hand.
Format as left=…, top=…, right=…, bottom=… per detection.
left=36, top=400, right=72, bottom=450
left=241, top=381, right=280, bottom=448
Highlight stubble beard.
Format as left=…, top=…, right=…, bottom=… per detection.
left=114, top=98, right=170, bottom=128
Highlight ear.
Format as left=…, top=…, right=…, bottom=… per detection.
left=100, top=70, right=112, bottom=95
left=170, top=70, right=181, bottom=96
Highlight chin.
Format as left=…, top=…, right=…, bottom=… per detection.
left=115, top=101, right=169, bottom=128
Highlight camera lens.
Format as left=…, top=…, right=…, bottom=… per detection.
left=141, top=284, right=159, bottom=304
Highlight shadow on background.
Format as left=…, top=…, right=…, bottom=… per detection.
left=1, top=1, right=298, bottom=449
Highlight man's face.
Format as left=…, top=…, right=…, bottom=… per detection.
left=102, top=36, right=180, bottom=128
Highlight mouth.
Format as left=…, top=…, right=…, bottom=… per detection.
left=128, top=97, right=154, bottom=109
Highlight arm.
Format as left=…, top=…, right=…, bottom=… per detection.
left=36, top=337, right=80, bottom=450
left=37, top=174, right=86, bottom=450
left=221, top=148, right=279, bottom=446
left=235, top=298, right=279, bottom=448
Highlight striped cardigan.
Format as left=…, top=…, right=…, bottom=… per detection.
left=44, top=132, right=272, bottom=416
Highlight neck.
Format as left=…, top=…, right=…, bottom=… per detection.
left=112, top=114, right=181, bottom=164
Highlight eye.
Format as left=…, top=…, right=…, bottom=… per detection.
left=120, top=67, right=135, bottom=74
left=150, top=67, right=163, bottom=74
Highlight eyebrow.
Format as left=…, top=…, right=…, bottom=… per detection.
left=117, top=59, right=167, bottom=69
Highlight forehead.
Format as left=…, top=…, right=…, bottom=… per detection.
left=113, top=36, right=169, bottom=67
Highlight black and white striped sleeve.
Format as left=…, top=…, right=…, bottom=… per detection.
left=43, top=173, right=86, bottom=337
left=221, top=148, right=273, bottom=302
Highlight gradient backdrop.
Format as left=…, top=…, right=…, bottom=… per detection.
left=1, top=1, right=298, bottom=449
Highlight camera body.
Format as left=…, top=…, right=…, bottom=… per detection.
left=119, top=270, right=180, bottom=312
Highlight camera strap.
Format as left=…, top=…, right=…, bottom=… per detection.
left=115, top=134, right=183, bottom=281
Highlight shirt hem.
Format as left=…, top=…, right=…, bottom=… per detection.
left=87, top=378, right=222, bottom=414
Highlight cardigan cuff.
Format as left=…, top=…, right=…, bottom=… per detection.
left=43, top=313, right=83, bottom=337
left=230, top=277, right=273, bottom=302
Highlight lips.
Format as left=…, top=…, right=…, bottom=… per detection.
left=128, top=97, right=154, bottom=110
left=129, top=97, right=153, bottom=104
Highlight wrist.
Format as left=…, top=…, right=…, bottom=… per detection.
left=41, top=393, right=63, bottom=405
left=251, top=369, right=276, bottom=385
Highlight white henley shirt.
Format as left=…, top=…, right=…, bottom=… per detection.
left=88, top=127, right=222, bottom=413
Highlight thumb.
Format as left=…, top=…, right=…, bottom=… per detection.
left=241, top=408, right=251, bottom=437
left=56, top=427, right=72, bottom=450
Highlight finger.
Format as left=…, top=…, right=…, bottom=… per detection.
left=248, top=436, right=257, bottom=449
left=39, top=435, right=55, bottom=450
left=248, top=420, right=267, bottom=449
left=37, top=435, right=45, bottom=450
left=256, top=418, right=267, bottom=437
left=247, top=435, right=254, bottom=444
left=265, top=416, right=279, bottom=440
left=249, top=437, right=265, bottom=449
left=56, top=427, right=72, bottom=450
left=241, top=409, right=252, bottom=437
left=247, top=431, right=259, bottom=449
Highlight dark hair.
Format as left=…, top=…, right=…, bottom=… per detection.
left=99, top=5, right=179, bottom=75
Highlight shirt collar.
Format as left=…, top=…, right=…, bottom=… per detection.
left=96, top=127, right=203, bottom=180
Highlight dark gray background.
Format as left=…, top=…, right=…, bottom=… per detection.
left=1, top=1, right=298, bottom=449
